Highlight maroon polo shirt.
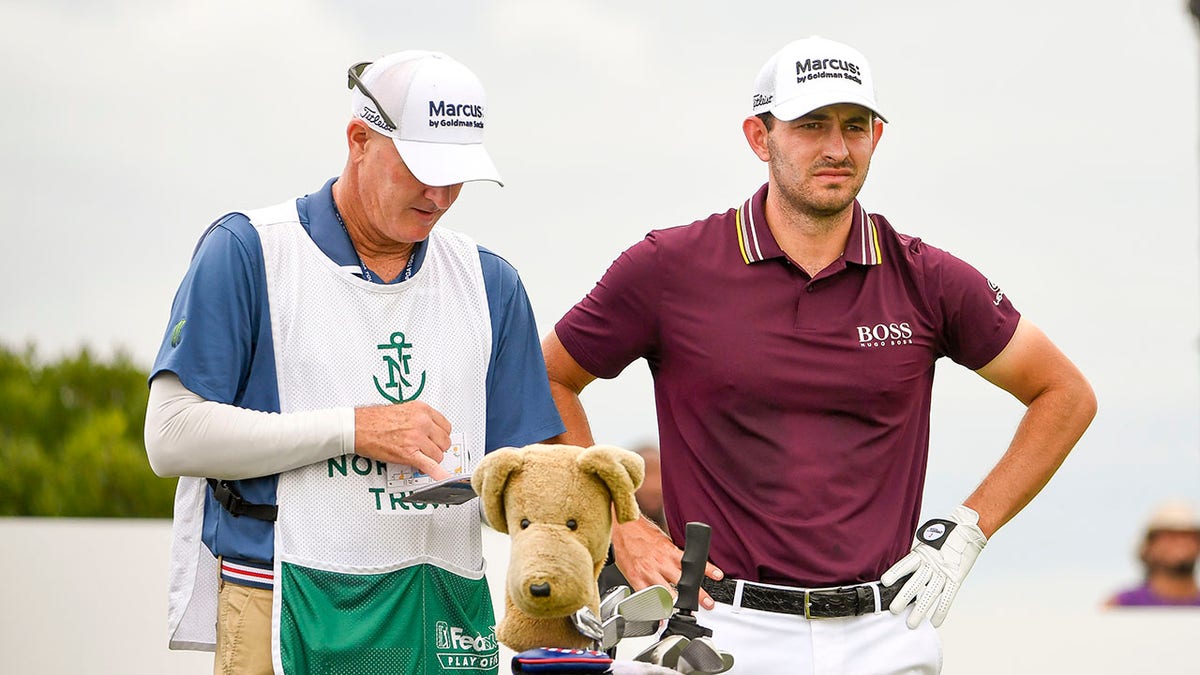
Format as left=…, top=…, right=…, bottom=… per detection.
left=555, top=183, right=1020, bottom=586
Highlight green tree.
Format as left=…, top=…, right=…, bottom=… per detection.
left=0, top=344, right=175, bottom=517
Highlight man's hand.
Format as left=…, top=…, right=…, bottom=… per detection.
left=881, top=505, right=988, bottom=629
left=611, top=516, right=724, bottom=610
left=353, top=401, right=453, bottom=480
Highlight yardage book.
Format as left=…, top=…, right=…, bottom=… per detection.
left=400, top=474, right=477, bottom=506
left=387, top=432, right=477, bottom=504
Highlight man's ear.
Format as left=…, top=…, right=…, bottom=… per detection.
left=743, top=115, right=771, bottom=162
left=346, top=119, right=372, bottom=161
left=471, top=447, right=525, bottom=533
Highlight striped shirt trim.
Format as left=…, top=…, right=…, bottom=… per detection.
left=220, top=559, right=274, bottom=589
left=857, top=202, right=883, bottom=266
left=737, top=195, right=883, bottom=267
left=736, top=199, right=765, bottom=264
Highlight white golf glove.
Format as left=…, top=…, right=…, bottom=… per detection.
left=881, top=504, right=988, bottom=629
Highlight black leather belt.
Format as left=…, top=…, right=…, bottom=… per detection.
left=701, top=575, right=909, bottom=619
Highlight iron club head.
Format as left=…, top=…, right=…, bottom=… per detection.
left=600, top=585, right=631, bottom=621
left=570, top=605, right=603, bottom=642
left=616, top=585, right=674, bottom=622
left=633, top=634, right=690, bottom=670
left=599, top=614, right=626, bottom=651
left=678, top=636, right=726, bottom=673
left=620, top=618, right=662, bottom=638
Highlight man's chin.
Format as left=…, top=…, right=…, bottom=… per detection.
left=1148, top=561, right=1198, bottom=577
left=805, top=197, right=857, bottom=218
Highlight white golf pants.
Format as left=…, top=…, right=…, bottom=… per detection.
left=699, top=600, right=941, bottom=674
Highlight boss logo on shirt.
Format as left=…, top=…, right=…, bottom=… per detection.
left=855, top=321, right=914, bottom=348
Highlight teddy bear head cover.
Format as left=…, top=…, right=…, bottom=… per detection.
left=472, top=443, right=645, bottom=652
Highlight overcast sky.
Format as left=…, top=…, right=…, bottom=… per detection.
left=2, top=0, right=1198, bottom=591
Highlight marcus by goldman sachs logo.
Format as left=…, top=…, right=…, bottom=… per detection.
left=857, top=321, right=914, bottom=348
left=796, top=58, right=863, bottom=85
left=428, top=100, right=485, bottom=129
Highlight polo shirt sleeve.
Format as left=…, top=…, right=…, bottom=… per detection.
left=927, top=246, right=1021, bottom=370
left=478, top=247, right=566, bottom=452
left=150, top=214, right=266, bottom=405
left=554, top=234, right=661, bottom=379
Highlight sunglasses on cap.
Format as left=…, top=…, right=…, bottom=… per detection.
left=347, top=61, right=398, bottom=131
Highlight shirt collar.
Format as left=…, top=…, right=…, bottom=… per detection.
left=296, top=177, right=428, bottom=283
left=735, top=183, right=883, bottom=267
left=298, top=177, right=359, bottom=269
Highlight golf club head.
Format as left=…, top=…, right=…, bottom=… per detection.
left=617, top=585, right=674, bottom=622
left=600, top=585, right=631, bottom=621
left=599, top=615, right=626, bottom=651
left=570, top=605, right=603, bottom=643
left=677, top=651, right=734, bottom=674
left=620, top=618, right=662, bottom=638
left=678, top=636, right=725, bottom=673
left=633, top=634, right=690, bottom=670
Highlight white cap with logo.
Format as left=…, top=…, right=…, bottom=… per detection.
left=751, top=36, right=886, bottom=123
left=349, top=50, right=503, bottom=187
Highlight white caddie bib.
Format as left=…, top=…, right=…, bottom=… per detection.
left=165, top=199, right=498, bottom=675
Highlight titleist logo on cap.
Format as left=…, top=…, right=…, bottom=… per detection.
left=360, top=106, right=395, bottom=133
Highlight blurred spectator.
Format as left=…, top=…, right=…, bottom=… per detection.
left=1106, top=500, right=1200, bottom=607
left=631, top=443, right=667, bottom=530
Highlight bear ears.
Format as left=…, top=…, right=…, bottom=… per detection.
left=472, top=444, right=646, bottom=534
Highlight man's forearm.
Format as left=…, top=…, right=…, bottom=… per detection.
left=547, top=380, right=597, bottom=447
left=964, top=379, right=1097, bottom=537
left=145, top=373, right=354, bottom=480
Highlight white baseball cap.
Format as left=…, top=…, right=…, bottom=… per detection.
left=1145, top=500, right=1200, bottom=534
left=751, top=36, right=886, bottom=123
left=348, top=51, right=503, bottom=187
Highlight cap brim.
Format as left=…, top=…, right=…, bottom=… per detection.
left=392, top=139, right=504, bottom=187
left=770, top=92, right=887, bottom=124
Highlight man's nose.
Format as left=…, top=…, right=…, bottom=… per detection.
left=821, top=128, right=850, bottom=160
left=424, top=185, right=454, bottom=210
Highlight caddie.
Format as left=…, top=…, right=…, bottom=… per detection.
left=145, top=50, right=564, bottom=675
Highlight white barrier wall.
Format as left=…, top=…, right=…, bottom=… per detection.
left=0, top=518, right=1194, bottom=674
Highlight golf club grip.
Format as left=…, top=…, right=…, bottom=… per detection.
left=676, top=522, right=711, bottom=612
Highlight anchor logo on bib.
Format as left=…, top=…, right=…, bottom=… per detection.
left=373, top=331, right=427, bottom=403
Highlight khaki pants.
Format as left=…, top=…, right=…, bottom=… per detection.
left=215, top=578, right=273, bottom=675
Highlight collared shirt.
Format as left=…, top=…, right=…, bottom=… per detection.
left=151, top=178, right=564, bottom=581
left=556, top=183, right=1020, bottom=586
